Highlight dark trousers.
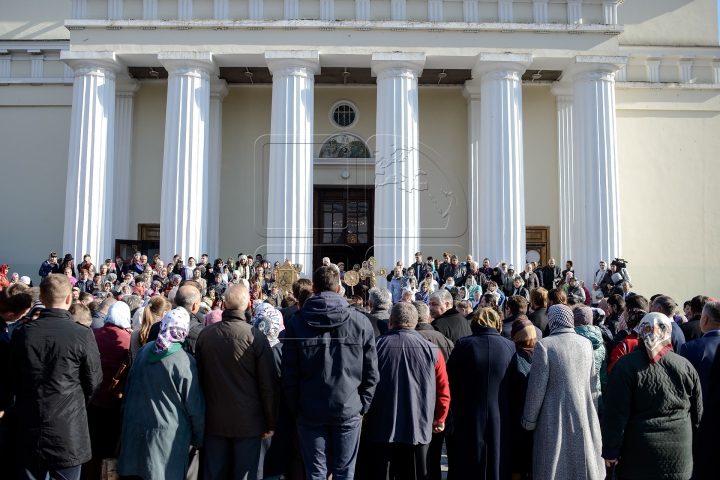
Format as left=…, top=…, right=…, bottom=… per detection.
left=20, top=465, right=81, bottom=480
left=426, top=432, right=444, bottom=480
left=369, top=440, right=430, bottom=480
left=203, top=435, right=261, bottom=480
left=296, top=415, right=362, bottom=480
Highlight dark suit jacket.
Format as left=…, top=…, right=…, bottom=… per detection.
left=681, top=316, right=703, bottom=343
left=527, top=308, right=549, bottom=337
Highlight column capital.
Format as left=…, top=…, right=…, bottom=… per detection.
left=461, top=79, right=482, bottom=102
left=371, top=52, right=426, bottom=78
left=550, top=81, right=573, bottom=97
left=472, top=53, right=532, bottom=80
left=211, top=78, right=229, bottom=100
left=159, top=51, right=218, bottom=76
left=265, top=50, right=320, bottom=76
left=61, top=51, right=126, bottom=76
left=565, top=55, right=628, bottom=82
left=115, top=75, right=140, bottom=97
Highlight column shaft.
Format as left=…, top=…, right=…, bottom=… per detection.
left=62, top=53, right=121, bottom=266
left=476, top=56, right=530, bottom=269
left=266, top=51, right=318, bottom=275
left=552, top=85, right=574, bottom=265
left=113, top=79, right=139, bottom=241
left=463, top=80, right=481, bottom=259
left=572, top=63, right=623, bottom=285
left=159, top=53, right=213, bottom=262
left=207, top=80, right=228, bottom=259
left=372, top=53, right=424, bottom=270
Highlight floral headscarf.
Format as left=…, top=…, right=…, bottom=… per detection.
left=637, top=312, right=673, bottom=365
left=252, top=302, right=284, bottom=347
left=548, top=304, right=574, bottom=333
left=154, top=307, right=190, bottom=356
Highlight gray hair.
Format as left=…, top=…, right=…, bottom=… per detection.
left=513, top=275, right=524, bottom=287
left=369, top=287, right=392, bottom=311
left=430, top=288, right=452, bottom=306
left=391, top=302, right=419, bottom=329
left=413, top=301, right=431, bottom=324
left=121, top=294, right=144, bottom=313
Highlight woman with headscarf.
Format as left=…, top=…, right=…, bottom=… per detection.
left=447, top=307, right=516, bottom=479
left=601, top=313, right=702, bottom=480
left=87, top=301, right=133, bottom=479
left=510, top=317, right=537, bottom=479
left=117, top=308, right=206, bottom=480
left=465, top=276, right=482, bottom=302
left=574, top=306, right=608, bottom=414
left=252, top=303, right=303, bottom=479
left=522, top=304, right=605, bottom=480
left=415, top=280, right=431, bottom=305
left=0, top=265, right=9, bottom=291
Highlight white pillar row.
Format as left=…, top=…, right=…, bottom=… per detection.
left=474, top=53, right=531, bottom=269
left=371, top=52, right=425, bottom=271
left=462, top=80, right=481, bottom=259
left=206, top=79, right=229, bottom=259
left=569, top=56, right=627, bottom=285
left=550, top=82, right=574, bottom=266
left=158, top=52, right=215, bottom=262
left=60, top=51, right=123, bottom=266
left=113, top=76, right=140, bottom=241
left=265, top=51, right=319, bottom=275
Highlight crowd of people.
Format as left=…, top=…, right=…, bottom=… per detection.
left=0, top=249, right=718, bottom=480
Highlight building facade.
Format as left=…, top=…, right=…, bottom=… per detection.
left=1, top=0, right=719, bottom=302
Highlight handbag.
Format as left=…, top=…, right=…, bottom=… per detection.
left=109, top=351, right=132, bottom=398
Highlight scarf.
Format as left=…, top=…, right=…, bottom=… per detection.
left=511, top=316, right=537, bottom=357
left=626, top=308, right=647, bottom=331
left=573, top=306, right=594, bottom=327
left=152, top=307, right=190, bottom=359
left=548, top=304, right=574, bottom=333
left=637, top=312, right=673, bottom=365
left=253, top=302, right=284, bottom=347
left=105, top=301, right=132, bottom=329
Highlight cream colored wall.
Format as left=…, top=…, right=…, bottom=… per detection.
left=0, top=102, right=71, bottom=279
left=0, top=0, right=70, bottom=40
left=522, top=86, right=560, bottom=263
left=619, top=0, right=719, bottom=47
left=616, top=89, right=720, bottom=303
left=128, top=82, right=167, bottom=234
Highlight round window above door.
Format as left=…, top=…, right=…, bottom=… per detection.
left=329, top=100, right=359, bottom=129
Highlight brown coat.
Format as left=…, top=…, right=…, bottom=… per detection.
left=195, top=309, right=279, bottom=438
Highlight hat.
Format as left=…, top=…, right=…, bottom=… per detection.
left=19, top=276, right=31, bottom=285
left=63, top=254, right=74, bottom=261
left=508, top=264, right=515, bottom=271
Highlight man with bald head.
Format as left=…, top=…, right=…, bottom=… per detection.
left=148, top=283, right=205, bottom=355
left=195, top=284, right=279, bottom=480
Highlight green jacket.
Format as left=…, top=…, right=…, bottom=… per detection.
left=601, top=349, right=702, bottom=480
left=575, top=325, right=607, bottom=412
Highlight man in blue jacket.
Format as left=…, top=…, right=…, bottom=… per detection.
left=679, top=301, right=720, bottom=408
left=281, top=266, right=379, bottom=480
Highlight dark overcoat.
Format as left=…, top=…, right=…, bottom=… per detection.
left=446, top=326, right=516, bottom=480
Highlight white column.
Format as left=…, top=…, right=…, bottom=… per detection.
left=679, top=59, right=694, bottom=83
left=178, top=0, right=193, bottom=19
left=207, top=80, right=228, bottom=259
left=533, top=0, right=548, bottom=23
left=602, top=0, right=618, bottom=24
left=320, top=0, right=335, bottom=20
left=462, top=80, right=481, bottom=259
left=0, top=57, right=10, bottom=78
left=371, top=52, right=425, bottom=271
left=30, top=55, right=44, bottom=79
left=72, top=0, right=87, bottom=19
left=570, top=56, right=627, bottom=285
left=61, top=51, right=123, bottom=267
left=249, top=0, right=263, bottom=19
left=713, top=61, right=720, bottom=84
left=474, top=53, right=531, bottom=268
left=265, top=51, right=319, bottom=275
left=214, top=0, right=229, bottom=19
left=108, top=0, right=123, bottom=19
left=428, top=0, right=443, bottom=21
left=498, top=0, right=513, bottom=22
left=646, top=59, right=660, bottom=82
left=356, top=0, right=370, bottom=20
left=158, top=52, right=215, bottom=262
left=284, top=0, right=299, bottom=19
left=113, top=77, right=140, bottom=240
left=567, top=0, right=582, bottom=24
left=551, top=82, right=574, bottom=265
left=391, top=0, right=406, bottom=20
left=143, top=0, right=158, bottom=19
left=463, top=1, right=478, bottom=22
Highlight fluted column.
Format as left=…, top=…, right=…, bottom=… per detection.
left=61, top=51, right=123, bottom=266
left=474, top=53, right=531, bottom=268
left=158, top=52, right=215, bottom=262
left=551, top=82, right=574, bottom=266
left=462, top=80, right=481, bottom=259
left=570, top=56, right=627, bottom=285
left=265, top=51, right=319, bottom=276
left=372, top=52, right=425, bottom=271
left=113, top=77, right=140, bottom=240
left=207, top=79, right=228, bottom=259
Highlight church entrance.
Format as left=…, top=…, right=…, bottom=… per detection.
left=313, top=186, right=374, bottom=272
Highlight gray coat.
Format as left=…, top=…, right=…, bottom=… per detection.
left=521, top=328, right=604, bottom=480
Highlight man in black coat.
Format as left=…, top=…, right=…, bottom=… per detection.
left=694, top=342, right=720, bottom=479
left=540, top=258, right=562, bottom=290
left=681, top=295, right=709, bottom=342
left=9, top=274, right=102, bottom=480
left=429, top=289, right=472, bottom=344
left=502, top=296, right=542, bottom=340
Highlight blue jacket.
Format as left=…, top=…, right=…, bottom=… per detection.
left=679, top=329, right=720, bottom=408
left=389, top=278, right=403, bottom=303
left=670, top=321, right=686, bottom=354
left=365, top=329, right=439, bottom=445
left=38, top=260, right=60, bottom=278
left=281, top=291, right=379, bottom=424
